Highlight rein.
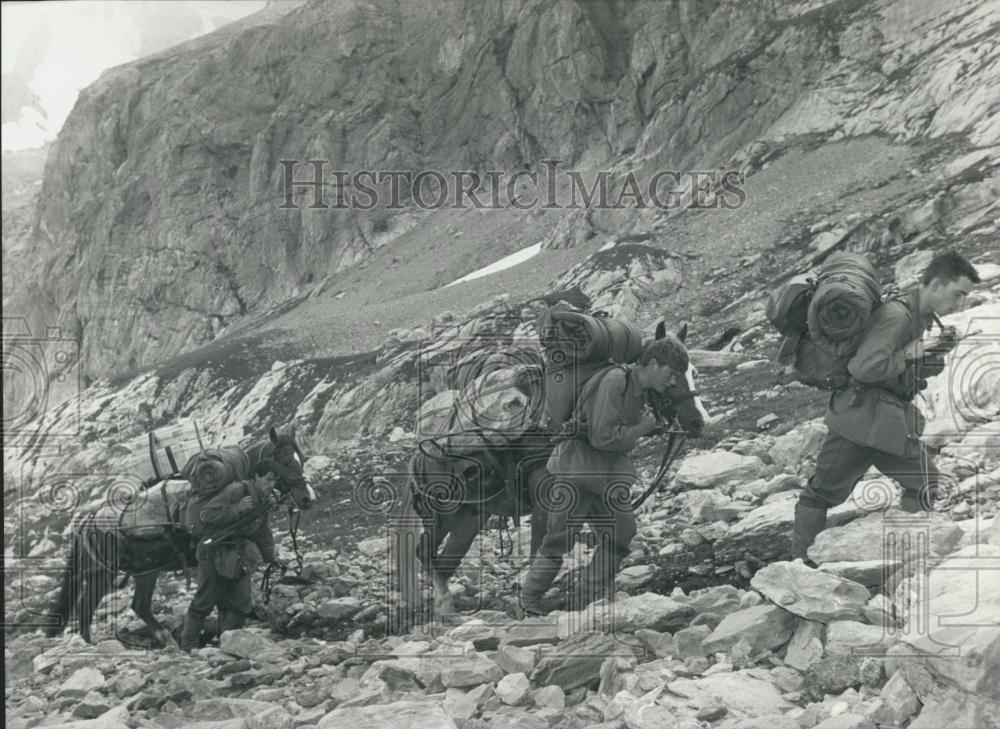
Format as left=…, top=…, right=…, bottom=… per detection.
left=631, top=385, right=693, bottom=510
left=631, top=425, right=686, bottom=510
left=260, top=500, right=304, bottom=603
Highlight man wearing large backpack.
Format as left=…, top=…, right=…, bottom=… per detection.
left=792, top=251, right=980, bottom=561
left=179, top=474, right=278, bottom=651
left=520, top=338, right=687, bottom=615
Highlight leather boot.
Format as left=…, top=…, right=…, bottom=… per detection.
left=899, top=485, right=936, bottom=514
left=791, top=504, right=828, bottom=563
left=180, top=613, right=206, bottom=652
left=520, top=555, right=563, bottom=616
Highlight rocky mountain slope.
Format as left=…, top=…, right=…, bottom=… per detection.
left=7, top=0, right=998, bottom=377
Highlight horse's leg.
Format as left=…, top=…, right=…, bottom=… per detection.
left=78, top=530, right=120, bottom=643
left=130, top=571, right=176, bottom=648
left=430, top=506, right=481, bottom=616
left=47, top=533, right=82, bottom=638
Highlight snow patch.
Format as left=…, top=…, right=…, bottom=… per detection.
left=444, top=243, right=543, bottom=287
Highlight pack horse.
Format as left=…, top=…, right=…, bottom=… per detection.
left=393, top=313, right=710, bottom=620
left=47, top=425, right=316, bottom=645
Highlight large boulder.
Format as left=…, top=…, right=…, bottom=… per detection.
left=58, top=667, right=107, bottom=698
left=676, top=451, right=764, bottom=490
left=921, top=302, right=1000, bottom=445
left=701, top=604, right=797, bottom=656
left=906, top=685, right=1000, bottom=729
left=657, top=672, right=794, bottom=719
left=769, top=421, right=827, bottom=474
left=603, top=592, right=695, bottom=633
left=531, top=632, right=633, bottom=691
left=898, top=544, right=1000, bottom=700
left=751, top=560, right=870, bottom=622
left=714, top=493, right=870, bottom=563
left=825, top=620, right=897, bottom=657
left=808, top=512, right=965, bottom=565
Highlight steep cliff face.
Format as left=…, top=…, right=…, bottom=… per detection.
left=10, top=0, right=999, bottom=381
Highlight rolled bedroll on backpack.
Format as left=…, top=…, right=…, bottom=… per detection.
left=537, top=306, right=643, bottom=367
left=807, top=252, right=883, bottom=359
left=180, top=447, right=252, bottom=497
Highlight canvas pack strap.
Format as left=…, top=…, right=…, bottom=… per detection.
left=572, top=364, right=621, bottom=422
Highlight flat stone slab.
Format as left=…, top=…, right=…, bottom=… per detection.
left=818, top=560, right=903, bottom=588
left=317, top=701, right=456, bottom=729
left=808, top=511, right=964, bottom=564
left=702, top=604, right=797, bottom=656
left=751, top=560, right=870, bottom=622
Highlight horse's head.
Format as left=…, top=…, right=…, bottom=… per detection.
left=647, top=321, right=709, bottom=439
left=255, top=425, right=317, bottom=510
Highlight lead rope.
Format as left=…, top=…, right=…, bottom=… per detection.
left=288, top=504, right=304, bottom=574
left=495, top=515, right=515, bottom=557
left=631, top=426, right=687, bottom=511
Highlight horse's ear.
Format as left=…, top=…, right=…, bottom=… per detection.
left=677, top=322, right=689, bottom=343
left=269, top=426, right=280, bottom=444
left=290, top=422, right=297, bottom=440
left=654, top=321, right=666, bottom=341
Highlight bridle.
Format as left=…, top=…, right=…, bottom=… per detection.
left=631, top=382, right=696, bottom=510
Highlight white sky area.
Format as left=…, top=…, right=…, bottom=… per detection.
left=445, top=243, right=544, bottom=287
left=1, top=1, right=263, bottom=152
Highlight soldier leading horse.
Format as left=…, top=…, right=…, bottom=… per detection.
left=394, top=323, right=709, bottom=618
left=47, top=426, right=316, bottom=645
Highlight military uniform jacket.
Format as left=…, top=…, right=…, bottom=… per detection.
left=825, top=288, right=933, bottom=457
left=547, top=365, right=645, bottom=493
left=194, top=479, right=276, bottom=572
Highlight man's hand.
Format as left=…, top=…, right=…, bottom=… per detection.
left=918, top=352, right=947, bottom=378
left=637, top=412, right=659, bottom=437
left=903, top=338, right=925, bottom=363
left=236, top=495, right=258, bottom=514
left=926, top=326, right=959, bottom=356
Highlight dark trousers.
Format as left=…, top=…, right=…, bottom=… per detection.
left=800, top=429, right=942, bottom=510
left=187, top=555, right=252, bottom=620
left=536, top=478, right=637, bottom=570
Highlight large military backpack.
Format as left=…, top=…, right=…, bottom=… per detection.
left=767, top=252, right=898, bottom=390
left=536, top=306, right=644, bottom=433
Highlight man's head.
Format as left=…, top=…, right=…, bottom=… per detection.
left=635, top=338, right=688, bottom=392
left=920, top=250, right=980, bottom=316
